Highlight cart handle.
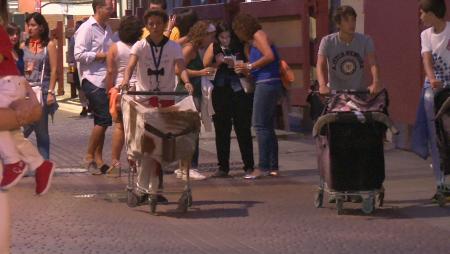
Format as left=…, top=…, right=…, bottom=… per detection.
left=124, top=91, right=189, bottom=96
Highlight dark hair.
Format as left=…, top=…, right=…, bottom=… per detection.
left=25, top=12, right=50, bottom=47
left=75, top=20, right=84, bottom=31
left=92, top=0, right=107, bottom=13
left=232, top=13, right=262, bottom=42
left=215, top=22, right=230, bottom=40
left=149, top=0, right=167, bottom=10
left=118, top=16, right=144, bottom=44
left=214, top=21, right=243, bottom=54
left=419, top=0, right=446, bottom=19
left=175, top=9, right=198, bottom=37
left=333, top=5, right=357, bottom=25
left=6, top=22, right=20, bottom=36
left=6, top=23, right=21, bottom=51
left=143, top=9, right=168, bottom=24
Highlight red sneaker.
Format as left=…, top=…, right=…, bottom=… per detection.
left=1, top=161, right=28, bottom=190
left=35, top=160, right=56, bottom=195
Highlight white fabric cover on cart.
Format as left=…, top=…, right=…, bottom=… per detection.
left=122, top=95, right=200, bottom=166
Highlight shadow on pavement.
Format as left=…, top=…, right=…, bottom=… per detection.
left=134, top=200, right=263, bottom=219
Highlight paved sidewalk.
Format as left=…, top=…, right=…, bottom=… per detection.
left=8, top=96, right=450, bottom=253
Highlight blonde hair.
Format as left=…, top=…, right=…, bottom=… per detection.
left=187, top=20, right=211, bottom=47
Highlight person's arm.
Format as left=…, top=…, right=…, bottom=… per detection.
left=175, top=36, right=188, bottom=46
left=249, top=30, right=275, bottom=69
left=315, top=36, right=330, bottom=94
left=422, top=51, right=442, bottom=89
left=316, top=54, right=330, bottom=95
left=234, top=30, right=274, bottom=74
left=47, top=41, right=57, bottom=104
left=175, top=58, right=193, bottom=94
left=105, top=43, right=118, bottom=91
left=164, top=15, right=177, bottom=38
left=182, top=44, right=213, bottom=77
left=74, top=26, right=106, bottom=65
left=203, top=43, right=220, bottom=68
left=367, top=52, right=382, bottom=94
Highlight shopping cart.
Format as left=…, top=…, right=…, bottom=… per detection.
left=121, top=90, right=201, bottom=214
left=312, top=89, right=398, bottom=215
left=433, top=87, right=450, bottom=207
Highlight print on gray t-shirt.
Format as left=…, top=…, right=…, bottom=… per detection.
left=318, top=32, right=374, bottom=91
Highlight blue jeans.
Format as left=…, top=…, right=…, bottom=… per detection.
left=424, top=86, right=443, bottom=185
left=23, top=95, right=50, bottom=160
left=252, top=81, right=282, bottom=171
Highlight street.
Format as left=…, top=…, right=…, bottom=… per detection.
left=8, top=96, right=450, bottom=254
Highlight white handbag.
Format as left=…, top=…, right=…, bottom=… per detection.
left=29, top=47, right=47, bottom=106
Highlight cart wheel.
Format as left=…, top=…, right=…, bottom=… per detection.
left=314, top=190, right=324, bottom=208
left=126, top=190, right=139, bottom=208
left=378, top=191, right=385, bottom=207
left=437, top=193, right=446, bottom=207
left=149, top=195, right=158, bottom=215
left=362, top=197, right=375, bottom=214
left=336, top=198, right=344, bottom=215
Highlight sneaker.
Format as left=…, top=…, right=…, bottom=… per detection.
left=269, top=170, right=280, bottom=177
left=243, top=169, right=269, bottom=180
left=0, top=161, right=28, bottom=190
left=211, top=169, right=229, bottom=178
left=182, top=169, right=206, bottom=181
left=35, top=160, right=56, bottom=195
left=174, top=168, right=183, bottom=178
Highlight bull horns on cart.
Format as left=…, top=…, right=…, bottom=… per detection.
left=312, top=112, right=399, bottom=137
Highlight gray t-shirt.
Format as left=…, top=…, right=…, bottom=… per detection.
left=318, top=32, right=375, bottom=91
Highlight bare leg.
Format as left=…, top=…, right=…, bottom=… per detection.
left=94, top=130, right=106, bottom=166
left=111, top=122, right=124, bottom=164
left=85, top=125, right=107, bottom=166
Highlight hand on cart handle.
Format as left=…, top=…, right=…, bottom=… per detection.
left=429, top=78, right=443, bottom=90
left=368, top=81, right=383, bottom=95
left=318, top=85, right=331, bottom=96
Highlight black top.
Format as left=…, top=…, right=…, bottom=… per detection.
left=212, top=41, right=246, bottom=75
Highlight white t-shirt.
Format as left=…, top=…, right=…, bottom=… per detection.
left=421, top=22, right=450, bottom=87
left=130, top=38, right=183, bottom=95
left=115, top=41, right=137, bottom=87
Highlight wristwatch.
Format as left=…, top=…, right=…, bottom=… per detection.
left=247, top=63, right=253, bottom=71
left=48, top=90, right=55, bottom=95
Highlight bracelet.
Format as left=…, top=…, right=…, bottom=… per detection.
left=48, top=90, right=55, bottom=95
left=247, top=63, right=253, bottom=70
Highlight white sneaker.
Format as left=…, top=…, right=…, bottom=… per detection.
left=174, top=168, right=182, bottom=178
left=182, top=169, right=206, bottom=181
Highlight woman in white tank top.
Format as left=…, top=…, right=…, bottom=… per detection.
left=105, top=17, right=144, bottom=176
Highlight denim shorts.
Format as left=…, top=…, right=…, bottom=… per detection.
left=81, top=79, right=112, bottom=127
